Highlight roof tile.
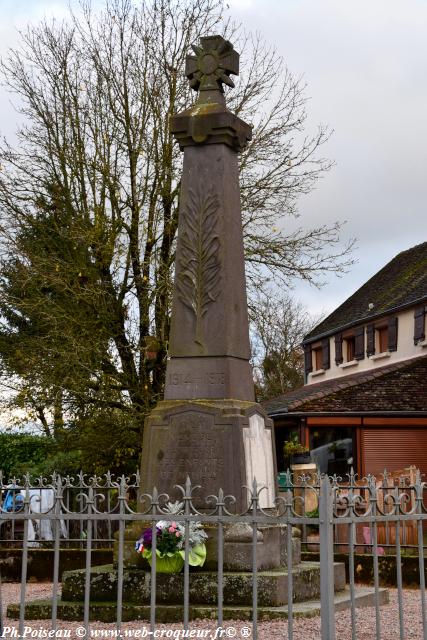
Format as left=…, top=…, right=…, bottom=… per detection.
left=263, top=354, right=427, bottom=414
left=305, top=242, right=427, bottom=341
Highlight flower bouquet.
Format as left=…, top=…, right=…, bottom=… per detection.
left=135, top=501, right=208, bottom=573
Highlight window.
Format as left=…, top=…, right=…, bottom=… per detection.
left=368, top=317, right=398, bottom=356
left=376, top=326, right=388, bottom=353
left=345, top=336, right=356, bottom=362
left=313, top=346, right=323, bottom=371
left=310, top=341, right=329, bottom=373
left=309, top=427, right=356, bottom=476
left=336, top=331, right=363, bottom=364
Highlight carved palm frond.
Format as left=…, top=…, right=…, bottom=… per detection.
left=176, top=188, right=221, bottom=347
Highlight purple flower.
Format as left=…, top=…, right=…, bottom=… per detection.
left=143, top=527, right=154, bottom=545
left=136, top=526, right=161, bottom=550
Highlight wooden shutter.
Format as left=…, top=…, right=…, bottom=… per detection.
left=334, top=334, right=343, bottom=364
left=366, top=324, right=375, bottom=356
left=321, top=338, right=330, bottom=369
left=414, top=307, right=426, bottom=344
left=388, top=316, right=398, bottom=352
left=354, top=326, right=365, bottom=360
left=303, top=344, right=312, bottom=375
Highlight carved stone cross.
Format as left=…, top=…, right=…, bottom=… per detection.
left=185, top=35, right=239, bottom=94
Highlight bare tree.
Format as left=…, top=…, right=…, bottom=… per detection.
left=0, top=0, right=353, bottom=441
left=251, top=292, right=324, bottom=401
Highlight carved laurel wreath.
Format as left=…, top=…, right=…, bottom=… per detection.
left=176, top=187, right=221, bottom=347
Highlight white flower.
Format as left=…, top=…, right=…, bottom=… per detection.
left=157, top=501, right=207, bottom=549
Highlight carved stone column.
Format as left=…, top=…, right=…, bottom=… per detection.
left=165, top=36, right=254, bottom=402
left=140, top=36, right=277, bottom=512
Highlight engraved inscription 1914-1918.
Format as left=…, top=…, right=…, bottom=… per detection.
left=168, top=372, right=225, bottom=386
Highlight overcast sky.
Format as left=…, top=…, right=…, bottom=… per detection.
left=0, top=0, right=426, bottom=317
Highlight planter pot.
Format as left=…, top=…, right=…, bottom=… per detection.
left=292, top=452, right=311, bottom=464
left=146, top=553, right=185, bottom=574
left=141, top=543, right=206, bottom=573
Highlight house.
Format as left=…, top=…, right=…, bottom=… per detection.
left=264, top=241, right=427, bottom=478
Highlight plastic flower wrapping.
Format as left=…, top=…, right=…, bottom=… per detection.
left=135, top=501, right=208, bottom=572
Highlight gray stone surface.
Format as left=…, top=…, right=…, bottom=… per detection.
left=279, top=526, right=301, bottom=566
left=224, top=523, right=263, bottom=542
left=8, top=590, right=387, bottom=623
left=59, top=561, right=345, bottom=607
left=217, top=525, right=299, bottom=572
left=139, top=400, right=276, bottom=512
left=165, top=112, right=253, bottom=402
left=172, top=35, right=252, bottom=152
left=9, top=574, right=383, bottom=623
left=164, top=355, right=254, bottom=401
left=139, top=35, right=279, bottom=511
left=243, top=413, right=275, bottom=508
left=0, top=548, right=112, bottom=582
left=113, top=521, right=300, bottom=573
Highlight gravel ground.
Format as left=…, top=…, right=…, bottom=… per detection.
left=1, top=583, right=426, bottom=639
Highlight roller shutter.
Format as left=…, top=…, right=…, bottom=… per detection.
left=363, top=428, right=427, bottom=478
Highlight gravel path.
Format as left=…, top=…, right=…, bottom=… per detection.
left=1, top=583, right=426, bottom=639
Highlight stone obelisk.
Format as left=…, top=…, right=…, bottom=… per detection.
left=140, top=36, right=276, bottom=511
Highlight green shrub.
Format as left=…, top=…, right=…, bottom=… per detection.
left=0, top=433, right=53, bottom=479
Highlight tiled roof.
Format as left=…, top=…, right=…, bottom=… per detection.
left=305, top=242, right=427, bottom=342
left=264, top=354, right=427, bottom=414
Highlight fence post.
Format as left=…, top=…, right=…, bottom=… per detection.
left=319, top=474, right=336, bottom=640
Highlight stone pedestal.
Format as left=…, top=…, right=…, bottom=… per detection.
left=12, top=551, right=352, bottom=623
left=140, top=400, right=276, bottom=513
left=204, top=523, right=301, bottom=571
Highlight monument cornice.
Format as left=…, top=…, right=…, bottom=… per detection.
left=170, top=102, right=252, bottom=152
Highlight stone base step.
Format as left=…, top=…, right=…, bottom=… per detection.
left=61, top=562, right=346, bottom=607
left=7, top=587, right=389, bottom=622
left=292, top=586, right=390, bottom=617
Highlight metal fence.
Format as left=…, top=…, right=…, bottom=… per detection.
left=296, top=466, right=427, bottom=555
left=0, top=470, right=139, bottom=546
left=0, top=469, right=427, bottom=640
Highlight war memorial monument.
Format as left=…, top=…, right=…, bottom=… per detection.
left=11, top=35, right=389, bottom=624
left=139, top=34, right=276, bottom=512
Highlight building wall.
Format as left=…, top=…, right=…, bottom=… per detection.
left=306, top=307, right=427, bottom=385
